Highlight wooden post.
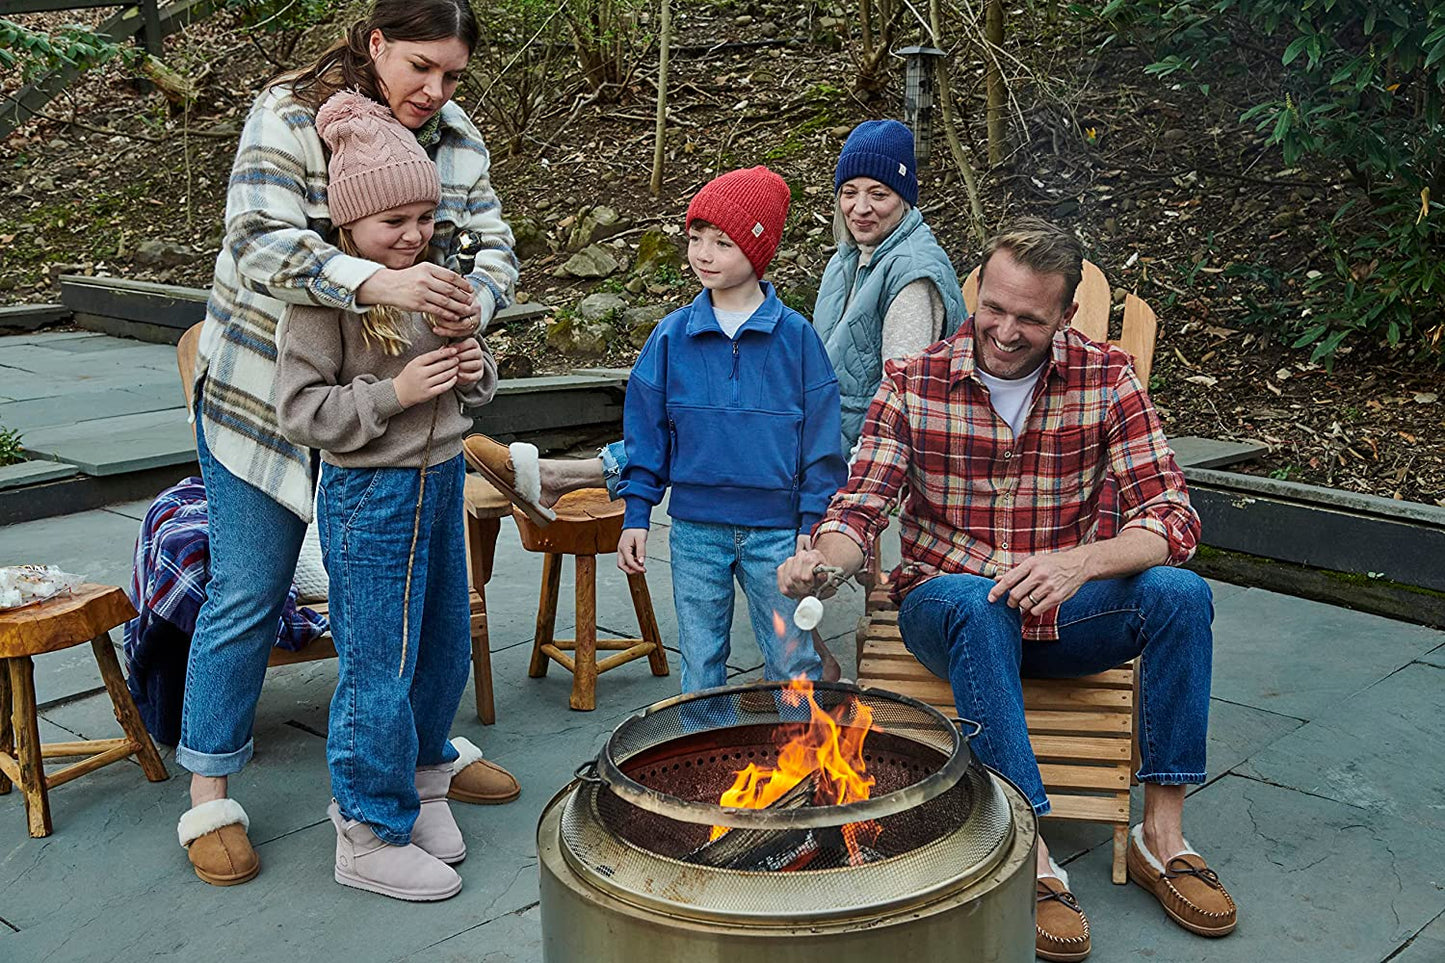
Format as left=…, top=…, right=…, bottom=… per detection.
left=91, top=634, right=168, bottom=782
left=1112, top=824, right=1129, bottom=884
left=628, top=573, right=670, bottom=677
left=984, top=0, right=1006, bottom=165
left=530, top=553, right=563, bottom=677
left=464, top=514, right=501, bottom=724
left=570, top=556, right=598, bottom=710
left=9, top=657, right=51, bottom=838
left=140, top=0, right=164, bottom=58
left=0, top=663, right=11, bottom=795
left=649, top=0, right=671, bottom=195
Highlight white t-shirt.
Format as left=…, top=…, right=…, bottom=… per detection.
left=977, top=362, right=1046, bottom=438
left=714, top=307, right=753, bottom=339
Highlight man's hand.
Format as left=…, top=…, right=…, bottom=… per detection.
left=453, top=337, right=487, bottom=385
left=988, top=547, right=1091, bottom=615
left=777, top=547, right=834, bottom=600
left=617, top=528, right=648, bottom=575
left=357, top=264, right=480, bottom=329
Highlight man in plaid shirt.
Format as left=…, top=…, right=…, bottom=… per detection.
left=779, top=219, right=1236, bottom=957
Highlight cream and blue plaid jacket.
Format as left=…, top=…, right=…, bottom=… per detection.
left=194, top=84, right=518, bottom=521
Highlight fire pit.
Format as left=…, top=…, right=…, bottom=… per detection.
left=537, top=680, right=1037, bottom=961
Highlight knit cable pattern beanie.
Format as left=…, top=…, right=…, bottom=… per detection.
left=834, top=119, right=918, bottom=206
left=316, top=90, right=441, bottom=227
left=685, top=165, right=792, bottom=279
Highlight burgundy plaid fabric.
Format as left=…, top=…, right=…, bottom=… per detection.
left=814, top=317, right=1200, bottom=641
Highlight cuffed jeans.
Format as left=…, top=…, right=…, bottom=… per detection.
left=177, top=413, right=307, bottom=776
left=317, top=455, right=467, bottom=844
left=897, top=568, right=1213, bottom=816
left=669, top=519, right=823, bottom=693
left=599, top=440, right=627, bottom=500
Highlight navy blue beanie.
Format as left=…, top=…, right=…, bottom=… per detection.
left=834, top=120, right=918, bottom=206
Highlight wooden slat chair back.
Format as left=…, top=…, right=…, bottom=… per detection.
left=172, top=324, right=505, bottom=723
left=857, top=260, right=1158, bottom=884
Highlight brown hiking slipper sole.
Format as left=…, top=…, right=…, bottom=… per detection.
left=1036, top=876, right=1091, bottom=961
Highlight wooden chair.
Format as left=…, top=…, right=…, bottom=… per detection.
left=856, top=260, right=1157, bottom=884
left=512, top=489, right=669, bottom=711
left=174, top=324, right=506, bottom=724
left=1, top=585, right=169, bottom=837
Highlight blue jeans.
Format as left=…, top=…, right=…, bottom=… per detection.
left=317, top=455, right=468, bottom=844
left=600, top=440, right=627, bottom=500
left=668, top=519, right=823, bottom=693
left=897, top=568, right=1213, bottom=816
left=178, top=413, right=308, bottom=776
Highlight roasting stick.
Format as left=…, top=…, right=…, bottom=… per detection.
left=793, top=565, right=854, bottom=631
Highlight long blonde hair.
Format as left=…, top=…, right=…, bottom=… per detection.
left=336, top=226, right=433, bottom=356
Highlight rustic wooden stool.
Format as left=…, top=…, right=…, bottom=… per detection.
left=0, top=584, right=169, bottom=837
left=512, top=489, right=669, bottom=710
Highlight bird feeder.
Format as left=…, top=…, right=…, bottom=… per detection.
left=896, top=46, right=947, bottom=169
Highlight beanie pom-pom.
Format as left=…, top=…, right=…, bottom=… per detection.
left=316, top=89, right=393, bottom=150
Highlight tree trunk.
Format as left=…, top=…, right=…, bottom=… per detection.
left=984, top=0, right=1006, bottom=165
left=929, top=0, right=987, bottom=244
left=860, top=0, right=874, bottom=57
left=651, top=0, right=671, bottom=195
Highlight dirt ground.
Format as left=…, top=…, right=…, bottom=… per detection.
left=1, top=2, right=1440, bottom=503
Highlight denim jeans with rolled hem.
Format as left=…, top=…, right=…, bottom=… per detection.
left=600, top=440, right=628, bottom=500
left=897, top=567, right=1213, bottom=816
left=318, top=455, right=468, bottom=845
left=177, top=412, right=307, bottom=777
left=669, top=519, right=823, bottom=695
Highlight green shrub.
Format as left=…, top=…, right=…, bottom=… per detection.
left=1099, top=0, right=1445, bottom=360
left=0, top=422, right=23, bottom=467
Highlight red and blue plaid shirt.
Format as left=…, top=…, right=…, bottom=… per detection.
left=815, top=318, right=1200, bottom=641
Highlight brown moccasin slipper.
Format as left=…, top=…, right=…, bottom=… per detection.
left=179, top=798, right=259, bottom=886
left=1036, top=873, right=1091, bottom=961
left=1127, top=825, right=1237, bottom=937
left=446, top=736, right=520, bottom=805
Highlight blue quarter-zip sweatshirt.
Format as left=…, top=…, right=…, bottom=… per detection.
left=618, top=283, right=847, bottom=533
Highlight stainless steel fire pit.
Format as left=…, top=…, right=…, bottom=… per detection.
left=538, top=681, right=1037, bottom=962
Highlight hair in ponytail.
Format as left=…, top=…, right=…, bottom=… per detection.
left=275, top=0, right=480, bottom=110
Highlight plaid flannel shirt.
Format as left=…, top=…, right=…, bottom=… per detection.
left=194, top=85, right=519, bottom=520
left=814, top=318, right=1201, bottom=641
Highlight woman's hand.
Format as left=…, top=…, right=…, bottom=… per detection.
left=357, top=264, right=480, bottom=328
left=393, top=346, right=460, bottom=408
left=453, top=338, right=487, bottom=386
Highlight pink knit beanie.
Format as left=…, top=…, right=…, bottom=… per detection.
left=685, top=166, right=792, bottom=278
left=316, top=90, right=441, bottom=227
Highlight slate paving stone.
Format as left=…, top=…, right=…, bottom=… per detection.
left=0, top=368, right=68, bottom=400
left=1419, top=642, right=1445, bottom=669
left=1390, top=915, right=1445, bottom=963
left=1236, top=662, right=1445, bottom=834
left=0, top=505, right=141, bottom=597
left=0, top=460, right=78, bottom=490
left=1062, top=774, right=1445, bottom=963
left=400, top=903, right=543, bottom=963
left=0, top=384, right=180, bottom=432
left=1209, top=586, right=1442, bottom=720
left=0, top=332, right=104, bottom=347
left=20, top=408, right=195, bottom=475
left=102, top=497, right=161, bottom=521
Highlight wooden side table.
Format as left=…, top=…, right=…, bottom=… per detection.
left=0, top=584, right=169, bottom=837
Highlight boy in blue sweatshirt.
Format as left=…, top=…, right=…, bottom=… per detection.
left=616, top=166, right=848, bottom=693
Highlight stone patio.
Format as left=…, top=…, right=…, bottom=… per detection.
left=0, top=331, right=1440, bottom=961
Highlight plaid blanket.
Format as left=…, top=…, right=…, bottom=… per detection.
left=124, top=476, right=327, bottom=744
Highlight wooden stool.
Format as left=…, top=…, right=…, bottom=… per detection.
left=0, top=584, right=169, bottom=837
left=512, top=489, right=669, bottom=710
left=463, top=473, right=513, bottom=724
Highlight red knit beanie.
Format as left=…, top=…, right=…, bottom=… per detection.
left=685, top=166, right=792, bottom=278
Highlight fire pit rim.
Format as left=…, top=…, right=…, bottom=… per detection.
left=582, top=679, right=979, bottom=831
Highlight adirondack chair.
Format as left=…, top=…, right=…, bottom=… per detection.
left=174, top=323, right=504, bottom=723
left=855, top=259, right=1158, bottom=884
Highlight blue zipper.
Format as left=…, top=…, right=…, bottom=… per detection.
left=731, top=340, right=740, bottom=405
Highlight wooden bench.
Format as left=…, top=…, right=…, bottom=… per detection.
left=175, top=323, right=505, bottom=723
left=856, top=259, right=1156, bottom=884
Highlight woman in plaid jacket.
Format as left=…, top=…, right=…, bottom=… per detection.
left=176, top=0, right=520, bottom=888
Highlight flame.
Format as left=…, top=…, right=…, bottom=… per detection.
left=711, top=678, right=882, bottom=863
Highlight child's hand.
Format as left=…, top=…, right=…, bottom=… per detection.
left=453, top=338, right=487, bottom=386
left=617, top=528, right=648, bottom=575
left=393, top=347, right=460, bottom=408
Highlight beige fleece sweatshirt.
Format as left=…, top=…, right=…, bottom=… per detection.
left=275, top=303, right=497, bottom=469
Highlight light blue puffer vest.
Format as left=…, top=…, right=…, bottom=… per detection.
left=812, top=207, right=966, bottom=450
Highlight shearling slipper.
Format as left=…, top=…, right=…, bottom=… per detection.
left=446, top=736, right=520, bottom=805
left=461, top=434, right=557, bottom=527
left=1127, top=824, right=1237, bottom=937
left=1036, top=859, right=1090, bottom=962
left=178, top=798, right=259, bottom=886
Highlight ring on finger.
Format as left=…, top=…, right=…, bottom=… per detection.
left=1027, top=591, right=1039, bottom=605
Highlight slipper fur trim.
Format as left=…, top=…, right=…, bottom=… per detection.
left=1039, top=856, right=1070, bottom=890
left=449, top=736, right=486, bottom=775
left=1130, top=824, right=1198, bottom=873
left=509, top=443, right=543, bottom=505
left=178, top=798, right=249, bottom=848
